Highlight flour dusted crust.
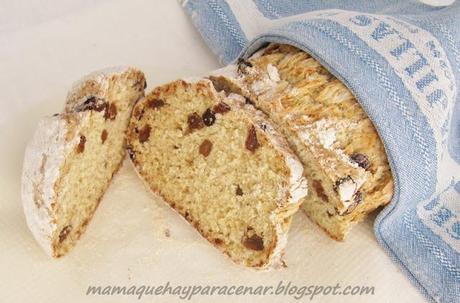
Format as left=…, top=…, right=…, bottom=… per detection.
left=209, top=44, right=393, bottom=240
left=22, top=67, right=146, bottom=257
left=22, top=115, right=77, bottom=256
left=65, top=66, right=145, bottom=112
left=127, top=79, right=307, bottom=269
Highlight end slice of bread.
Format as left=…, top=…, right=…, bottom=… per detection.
left=127, top=79, right=307, bottom=269
left=209, top=44, right=393, bottom=240
left=21, top=67, right=146, bottom=257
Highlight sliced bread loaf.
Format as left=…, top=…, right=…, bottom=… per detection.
left=209, top=44, right=393, bottom=240
left=127, top=79, right=307, bottom=268
left=21, top=67, right=146, bottom=257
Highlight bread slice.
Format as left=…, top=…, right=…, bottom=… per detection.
left=127, top=79, right=307, bottom=268
left=21, top=67, right=146, bottom=257
left=209, top=44, right=393, bottom=240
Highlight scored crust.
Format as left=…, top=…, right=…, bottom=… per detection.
left=127, top=79, right=307, bottom=269
left=21, top=67, right=145, bottom=257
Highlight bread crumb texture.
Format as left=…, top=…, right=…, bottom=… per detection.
left=127, top=79, right=306, bottom=268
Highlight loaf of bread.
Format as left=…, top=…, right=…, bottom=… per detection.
left=209, top=44, right=393, bottom=240
left=127, top=79, right=307, bottom=268
left=21, top=43, right=391, bottom=262
left=21, top=67, right=146, bottom=257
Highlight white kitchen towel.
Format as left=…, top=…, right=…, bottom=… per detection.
left=181, top=1, right=460, bottom=302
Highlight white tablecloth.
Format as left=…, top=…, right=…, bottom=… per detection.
left=0, top=1, right=427, bottom=302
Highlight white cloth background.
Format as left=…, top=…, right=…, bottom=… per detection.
left=0, top=1, right=431, bottom=302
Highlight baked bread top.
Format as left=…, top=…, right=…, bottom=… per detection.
left=208, top=44, right=393, bottom=239
left=242, top=44, right=393, bottom=216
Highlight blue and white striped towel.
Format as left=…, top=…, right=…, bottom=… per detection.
left=181, top=1, right=460, bottom=302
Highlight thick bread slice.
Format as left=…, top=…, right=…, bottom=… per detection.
left=209, top=44, right=393, bottom=240
left=21, top=67, right=146, bottom=257
left=127, top=79, right=307, bottom=269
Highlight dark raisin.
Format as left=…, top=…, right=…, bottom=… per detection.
left=236, top=185, right=244, bottom=196
left=75, top=96, right=106, bottom=112
left=144, top=81, right=147, bottom=89
left=242, top=234, right=264, bottom=251
left=104, top=103, right=117, bottom=120
left=127, top=145, right=136, bottom=160
left=139, top=125, right=151, bottom=143
left=187, top=112, right=204, bottom=131
left=148, top=98, right=166, bottom=109
left=213, top=102, right=231, bottom=114
left=101, top=129, right=108, bottom=143
left=245, top=125, right=260, bottom=152
left=312, top=180, right=328, bottom=202
left=245, top=97, right=255, bottom=106
left=83, top=96, right=96, bottom=107
left=199, top=139, right=213, bottom=157
left=260, top=123, right=268, bottom=131
left=202, top=108, right=216, bottom=126
left=76, top=135, right=86, bottom=153
left=350, top=153, right=370, bottom=170
left=58, top=225, right=72, bottom=243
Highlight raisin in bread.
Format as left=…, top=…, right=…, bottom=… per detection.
left=209, top=44, right=393, bottom=240
left=127, top=79, right=307, bottom=269
left=22, top=67, right=146, bottom=257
